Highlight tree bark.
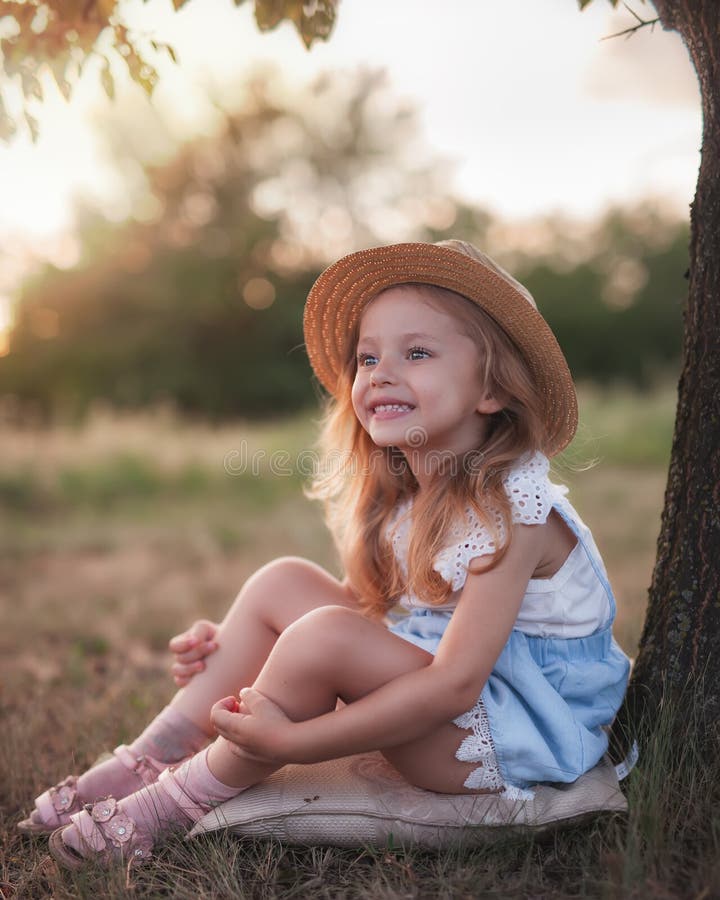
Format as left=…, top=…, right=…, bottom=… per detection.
left=612, top=0, right=720, bottom=754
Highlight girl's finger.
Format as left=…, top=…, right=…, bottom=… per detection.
left=173, top=648, right=201, bottom=665
left=171, top=661, right=204, bottom=680
left=212, top=695, right=241, bottom=715
left=168, top=634, right=196, bottom=653
left=190, top=620, right=218, bottom=642
left=174, top=643, right=216, bottom=665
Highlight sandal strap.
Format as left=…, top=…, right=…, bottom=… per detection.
left=113, top=745, right=168, bottom=787
left=69, top=798, right=153, bottom=862
left=157, top=766, right=209, bottom=823
left=34, top=776, right=81, bottom=827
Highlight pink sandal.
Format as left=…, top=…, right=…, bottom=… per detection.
left=48, top=797, right=154, bottom=870
left=46, top=754, right=236, bottom=870
left=17, top=746, right=172, bottom=835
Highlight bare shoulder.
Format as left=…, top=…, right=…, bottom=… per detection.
left=530, top=509, right=579, bottom=579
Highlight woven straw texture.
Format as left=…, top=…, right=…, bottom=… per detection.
left=188, top=752, right=626, bottom=849
left=302, top=242, right=578, bottom=457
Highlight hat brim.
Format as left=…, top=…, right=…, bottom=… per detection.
left=303, top=243, right=577, bottom=456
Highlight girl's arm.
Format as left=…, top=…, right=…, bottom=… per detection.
left=219, top=523, right=546, bottom=765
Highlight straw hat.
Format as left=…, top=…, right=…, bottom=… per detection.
left=303, top=240, right=578, bottom=456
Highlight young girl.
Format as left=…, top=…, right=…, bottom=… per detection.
left=19, top=240, right=631, bottom=868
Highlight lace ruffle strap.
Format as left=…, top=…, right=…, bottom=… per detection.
left=433, top=452, right=569, bottom=590
left=453, top=698, right=535, bottom=801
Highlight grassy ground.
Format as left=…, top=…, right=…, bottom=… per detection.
left=2, top=382, right=718, bottom=898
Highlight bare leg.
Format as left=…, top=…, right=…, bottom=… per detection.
left=50, top=606, right=496, bottom=867
left=19, top=557, right=356, bottom=834
left=169, top=557, right=358, bottom=734
left=208, top=606, right=491, bottom=794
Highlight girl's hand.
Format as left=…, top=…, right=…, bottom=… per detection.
left=210, top=688, right=297, bottom=766
left=168, top=619, right=219, bottom=686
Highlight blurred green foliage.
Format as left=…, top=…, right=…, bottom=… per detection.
left=0, top=0, right=337, bottom=141
left=518, top=208, right=687, bottom=387
left=0, top=71, right=687, bottom=423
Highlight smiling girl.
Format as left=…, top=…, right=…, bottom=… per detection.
left=19, top=240, right=630, bottom=868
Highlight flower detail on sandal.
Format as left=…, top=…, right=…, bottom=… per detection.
left=17, top=776, right=85, bottom=834
left=49, top=798, right=153, bottom=870
left=50, top=777, right=80, bottom=815
left=90, top=797, right=118, bottom=823
left=17, top=746, right=178, bottom=835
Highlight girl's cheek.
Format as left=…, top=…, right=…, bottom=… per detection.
left=350, top=386, right=366, bottom=423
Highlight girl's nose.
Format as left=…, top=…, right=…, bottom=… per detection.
left=370, top=362, right=395, bottom=386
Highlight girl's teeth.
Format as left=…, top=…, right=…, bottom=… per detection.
left=374, top=404, right=413, bottom=413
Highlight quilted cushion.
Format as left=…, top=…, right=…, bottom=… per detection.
left=189, top=752, right=626, bottom=849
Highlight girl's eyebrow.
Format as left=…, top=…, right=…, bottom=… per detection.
left=357, top=331, right=439, bottom=347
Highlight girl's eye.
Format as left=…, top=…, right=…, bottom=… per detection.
left=357, top=347, right=431, bottom=369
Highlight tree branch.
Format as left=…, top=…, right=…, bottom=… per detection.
left=601, top=2, right=661, bottom=41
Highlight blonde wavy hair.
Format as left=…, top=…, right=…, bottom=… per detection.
left=304, top=283, right=550, bottom=619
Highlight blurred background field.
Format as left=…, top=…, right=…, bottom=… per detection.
left=0, top=48, right=686, bottom=698
left=0, top=380, right=674, bottom=694
left=0, top=380, right=675, bottom=897
left=0, top=2, right=698, bottom=894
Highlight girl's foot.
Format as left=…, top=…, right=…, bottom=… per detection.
left=17, top=746, right=172, bottom=835
left=48, top=748, right=242, bottom=869
left=18, top=706, right=209, bottom=834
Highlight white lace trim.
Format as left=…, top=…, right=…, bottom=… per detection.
left=434, top=452, right=569, bottom=591
left=383, top=451, right=570, bottom=597
left=453, top=698, right=535, bottom=801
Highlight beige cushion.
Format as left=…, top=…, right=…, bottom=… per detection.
left=189, top=752, right=627, bottom=849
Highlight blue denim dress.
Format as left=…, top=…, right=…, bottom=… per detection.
left=385, top=454, right=631, bottom=798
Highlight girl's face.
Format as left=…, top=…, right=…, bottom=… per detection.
left=351, top=287, right=503, bottom=469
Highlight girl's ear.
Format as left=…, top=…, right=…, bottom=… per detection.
left=476, top=390, right=505, bottom=415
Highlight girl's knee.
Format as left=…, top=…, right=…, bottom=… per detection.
left=240, top=557, right=315, bottom=609
left=293, top=604, right=361, bottom=632
left=235, top=557, right=350, bottom=634
left=276, top=605, right=362, bottom=663
left=247, top=556, right=315, bottom=588
left=249, top=556, right=345, bottom=597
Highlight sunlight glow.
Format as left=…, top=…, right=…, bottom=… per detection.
left=0, top=0, right=701, bottom=305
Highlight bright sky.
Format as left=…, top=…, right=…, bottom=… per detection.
left=0, top=0, right=702, bottom=331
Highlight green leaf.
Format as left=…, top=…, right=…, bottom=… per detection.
left=49, top=52, right=73, bottom=101
left=124, top=45, right=159, bottom=95
left=20, top=66, right=43, bottom=102
left=24, top=106, right=39, bottom=142
left=101, top=56, right=115, bottom=99
left=255, top=0, right=286, bottom=31
left=0, top=90, right=16, bottom=141
left=2, top=52, right=21, bottom=80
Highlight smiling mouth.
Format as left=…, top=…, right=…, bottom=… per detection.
left=371, top=404, right=415, bottom=417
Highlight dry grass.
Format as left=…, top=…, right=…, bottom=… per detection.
left=3, top=384, right=717, bottom=898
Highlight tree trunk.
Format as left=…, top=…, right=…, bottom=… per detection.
left=612, top=0, right=720, bottom=755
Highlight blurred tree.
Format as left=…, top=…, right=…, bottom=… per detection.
left=0, top=68, right=458, bottom=419
left=0, top=0, right=337, bottom=140
left=518, top=206, right=687, bottom=386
